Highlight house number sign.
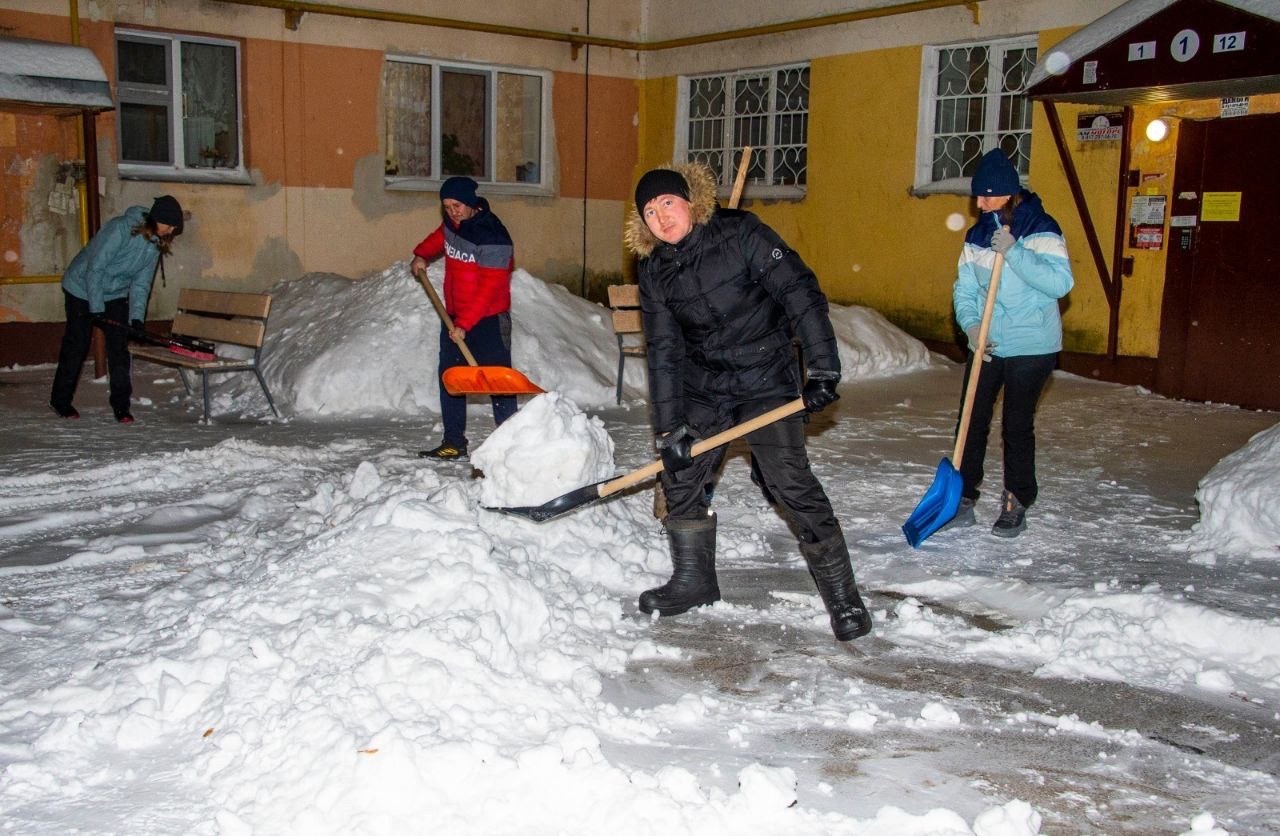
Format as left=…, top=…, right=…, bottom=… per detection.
left=1127, top=29, right=1247, bottom=64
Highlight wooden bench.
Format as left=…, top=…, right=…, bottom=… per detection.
left=608, top=283, right=645, bottom=404
left=130, top=288, right=279, bottom=422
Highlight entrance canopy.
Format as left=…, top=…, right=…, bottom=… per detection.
left=0, top=35, right=113, bottom=114
left=1026, top=0, right=1280, bottom=104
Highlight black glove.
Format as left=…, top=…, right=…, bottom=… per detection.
left=130, top=319, right=144, bottom=330
left=90, top=312, right=107, bottom=328
left=656, top=425, right=697, bottom=473
left=802, top=372, right=840, bottom=414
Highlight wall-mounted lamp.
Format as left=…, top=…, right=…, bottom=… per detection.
left=1145, top=118, right=1170, bottom=142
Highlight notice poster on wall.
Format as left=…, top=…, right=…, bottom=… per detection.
left=1077, top=111, right=1124, bottom=141
left=1201, top=192, right=1242, bottom=222
left=1129, top=194, right=1167, bottom=250
left=1131, top=225, right=1164, bottom=250
left=1129, top=194, right=1167, bottom=226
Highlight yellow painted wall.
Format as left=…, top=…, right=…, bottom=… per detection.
left=635, top=38, right=1124, bottom=352
left=631, top=24, right=1280, bottom=362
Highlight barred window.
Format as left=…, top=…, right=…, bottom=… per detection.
left=384, top=56, right=548, bottom=190
left=677, top=63, right=808, bottom=198
left=116, top=29, right=244, bottom=181
left=915, top=36, right=1037, bottom=194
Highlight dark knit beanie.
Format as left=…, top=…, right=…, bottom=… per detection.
left=970, top=149, right=1021, bottom=197
left=634, top=169, right=689, bottom=214
left=148, top=195, right=184, bottom=235
left=439, top=176, right=480, bottom=207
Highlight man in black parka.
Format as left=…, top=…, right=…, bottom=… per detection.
left=624, top=162, right=872, bottom=642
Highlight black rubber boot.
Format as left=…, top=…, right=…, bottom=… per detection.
left=638, top=515, right=720, bottom=616
left=800, top=531, right=872, bottom=641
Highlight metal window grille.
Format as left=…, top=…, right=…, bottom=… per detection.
left=682, top=64, right=808, bottom=191
left=918, top=37, right=1037, bottom=191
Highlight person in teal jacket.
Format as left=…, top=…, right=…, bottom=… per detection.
left=948, top=149, right=1073, bottom=537
left=50, top=195, right=184, bottom=422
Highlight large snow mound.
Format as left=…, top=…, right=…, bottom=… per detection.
left=1188, top=420, right=1280, bottom=558
left=210, top=262, right=935, bottom=418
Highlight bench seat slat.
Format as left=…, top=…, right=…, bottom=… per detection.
left=171, top=312, right=265, bottom=347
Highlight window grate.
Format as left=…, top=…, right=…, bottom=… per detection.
left=680, top=63, right=808, bottom=195
left=917, top=37, right=1037, bottom=193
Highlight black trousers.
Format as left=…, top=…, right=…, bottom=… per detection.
left=956, top=352, right=1057, bottom=508
left=50, top=292, right=132, bottom=415
left=437, top=311, right=517, bottom=447
left=662, top=394, right=840, bottom=544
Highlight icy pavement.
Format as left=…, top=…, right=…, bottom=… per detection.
left=1, top=361, right=1278, bottom=834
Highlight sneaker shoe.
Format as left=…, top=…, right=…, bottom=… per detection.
left=418, top=442, right=468, bottom=462
left=115, top=411, right=135, bottom=424
left=51, top=402, right=80, bottom=419
left=941, top=497, right=976, bottom=531
left=992, top=490, right=1026, bottom=538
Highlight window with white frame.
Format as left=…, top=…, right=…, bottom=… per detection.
left=115, top=29, right=243, bottom=178
left=384, top=56, right=549, bottom=189
left=915, top=36, right=1037, bottom=194
left=677, top=63, right=809, bottom=197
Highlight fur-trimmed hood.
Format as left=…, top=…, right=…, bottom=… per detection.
left=624, top=161, right=719, bottom=258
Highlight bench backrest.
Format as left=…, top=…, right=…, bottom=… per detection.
left=607, top=283, right=642, bottom=337
left=172, top=288, right=272, bottom=348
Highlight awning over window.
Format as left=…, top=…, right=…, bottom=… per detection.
left=0, top=35, right=113, bottom=114
left=1025, top=0, right=1280, bottom=104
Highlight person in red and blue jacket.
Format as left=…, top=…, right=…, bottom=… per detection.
left=411, top=176, right=517, bottom=461
left=948, top=148, right=1074, bottom=538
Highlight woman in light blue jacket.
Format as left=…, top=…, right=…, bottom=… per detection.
left=949, top=149, right=1073, bottom=537
left=50, top=195, right=184, bottom=422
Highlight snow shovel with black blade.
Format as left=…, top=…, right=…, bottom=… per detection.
left=488, top=398, right=806, bottom=522
left=901, top=250, right=1006, bottom=548
left=96, top=316, right=217, bottom=361
left=413, top=266, right=544, bottom=396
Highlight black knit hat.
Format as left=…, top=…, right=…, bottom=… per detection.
left=439, top=176, right=480, bottom=207
left=148, top=195, right=184, bottom=235
left=634, top=168, right=689, bottom=214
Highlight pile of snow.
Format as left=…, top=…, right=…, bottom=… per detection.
left=957, top=591, right=1280, bottom=697
left=472, top=392, right=615, bottom=508
left=211, top=261, right=935, bottom=418
left=1188, top=421, right=1280, bottom=558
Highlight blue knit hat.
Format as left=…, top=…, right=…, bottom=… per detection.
left=971, top=149, right=1021, bottom=197
left=439, top=176, right=480, bottom=207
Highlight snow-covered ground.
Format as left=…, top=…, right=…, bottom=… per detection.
left=1, top=263, right=1277, bottom=835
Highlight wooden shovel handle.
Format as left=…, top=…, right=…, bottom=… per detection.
left=729, top=146, right=752, bottom=209
left=600, top=398, right=806, bottom=498
left=952, top=250, right=1005, bottom=463
left=413, top=266, right=478, bottom=367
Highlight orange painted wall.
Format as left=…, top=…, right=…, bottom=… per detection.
left=242, top=40, right=381, bottom=188
left=553, top=70, right=638, bottom=202
left=2, top=4, right=639, bottom=320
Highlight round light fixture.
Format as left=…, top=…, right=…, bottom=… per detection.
left=1145, top=118, right=1169, bottom=142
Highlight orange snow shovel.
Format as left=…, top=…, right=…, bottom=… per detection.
left=413, top=267, right=543, bottom=396
left=901, top=250, right=1006, bottom=547
left=488, top=398, right=806, bottom=522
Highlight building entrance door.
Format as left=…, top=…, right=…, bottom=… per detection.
left=1159, top=112, right=1280, bottom=410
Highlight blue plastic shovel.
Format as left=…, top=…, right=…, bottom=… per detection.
left=902, top=252, right=1005, bottom=547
